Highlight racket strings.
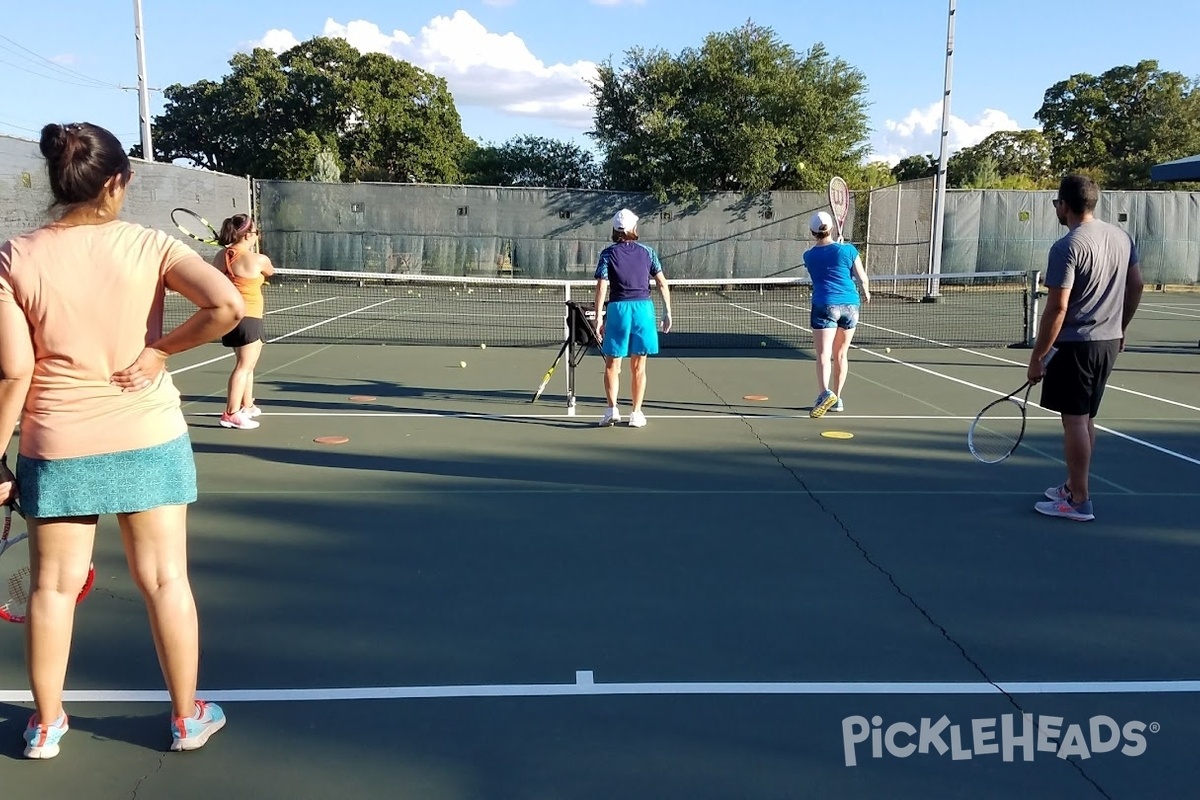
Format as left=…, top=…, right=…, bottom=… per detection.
left=4, top=564, right=30, bottom=612
left=969, top=401, right=1026, bottom=462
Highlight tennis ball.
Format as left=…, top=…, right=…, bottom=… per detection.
left=885, top=347, right=892, bottom=353
left=760, top=341, right=766, bottom=347
left=460, top=361, right=467, bottom=368
left=480, top=343, right=487, bottom=349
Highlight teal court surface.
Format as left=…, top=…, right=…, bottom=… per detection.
left=1, top=287, right=1199, bottom=799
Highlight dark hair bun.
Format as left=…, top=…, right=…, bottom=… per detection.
left=39, top=123, right=72, bottom=161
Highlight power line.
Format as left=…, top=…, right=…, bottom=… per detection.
left=0, top=55, right=120, bottom=91
left=0, top=118, right=42, bottom=134
left=0, top=34, right=120, bottom=90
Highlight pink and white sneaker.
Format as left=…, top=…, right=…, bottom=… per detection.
left=219, top=410, right=260, bottom=430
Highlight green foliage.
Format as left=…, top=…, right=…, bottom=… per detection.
left=1036, top=60, right=1200, bottom=188
left=462, top=136, right=601, bottom=188
left=589, top=21, right=870, bottom=200
left=849, top=160, right=897, bottom=191
left=890, top=154, right=937, bottom=182
left=310, top=149, right=342, bottom=182
left=144, top=37, right=472, bottom=183
left=947, top=130, right=1053, bottom=188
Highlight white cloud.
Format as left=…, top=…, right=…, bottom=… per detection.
left=244, top=13, right=598, bottom=133
left=870, top=103, right=1024, bottom=165
left=49, top=54, right=78, bottom=66
left=250, top=28, right=302, bottom=53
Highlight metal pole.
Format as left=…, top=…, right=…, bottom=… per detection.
left=926, top=0, right=955, bottom=301
left=133, top=0, right=154, bottom=161
left=894, top=182, right=903, bottom=276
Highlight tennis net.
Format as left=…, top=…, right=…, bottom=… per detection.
left=166, top=268, right=1037, bottom=349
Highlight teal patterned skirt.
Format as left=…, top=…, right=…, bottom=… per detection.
left=16, top=433, right=198, bottom=518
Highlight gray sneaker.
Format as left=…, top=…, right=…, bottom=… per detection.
left=1044, top=483, right=1070, bottom=501
left=1035, top=497, right=1095, bottom=522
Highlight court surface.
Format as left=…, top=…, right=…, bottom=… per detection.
left=1, top=289, right=1198, bottom=799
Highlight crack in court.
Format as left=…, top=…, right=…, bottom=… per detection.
left=672, top=354, right=1115, bottom=800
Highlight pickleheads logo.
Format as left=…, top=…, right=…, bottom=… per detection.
left=842, top=714, right=1158, bottom=767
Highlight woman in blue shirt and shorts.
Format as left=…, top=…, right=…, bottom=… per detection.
left=802, top=211, right=871, bottom=418
left=594, top=209, right=673, bottom=428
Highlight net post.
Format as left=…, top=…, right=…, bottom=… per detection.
left=563, top=283, right=571, bottom=342
left=1024, top=269, right=1041, bottom=347
left=566, top=337, right=577, bottom=416
left=564, top=284, right=575, bottom=415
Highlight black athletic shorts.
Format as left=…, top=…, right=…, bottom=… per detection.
left=221, top=316, right=264, bottom=348
left=1039, top=340, right=1120, bottom=418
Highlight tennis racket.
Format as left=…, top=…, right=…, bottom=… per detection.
left=0, top=501, right=96, bottom=624
left=171, top=207, right=220, bottom=246
left=828, top=177, right=850, bottom=242
left=531, top=340, right=571, bottom=403
left=967, top=348, right=1056, bottom=464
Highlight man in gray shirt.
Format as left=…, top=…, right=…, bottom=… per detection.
left=1026, top=174, right=1144, bottom=521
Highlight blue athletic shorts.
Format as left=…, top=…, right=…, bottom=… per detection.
left=602, top=299, right=659, bottom=357
left=810, top=303, right=859, bottom=330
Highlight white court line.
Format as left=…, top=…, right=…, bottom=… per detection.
left=4, top=674, right=1200, bottom=703
left=1140, top=306, right=1200, bottom=319
left=728, top=303, right=1200, bottom=467
left=266, top=297, right=338, bottom=315
left=170, top=298, right=397, bottom=376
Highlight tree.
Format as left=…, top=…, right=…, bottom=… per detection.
left=1035, top=60, right=1200, bottom=188
left=850, top=160, right=897, bottom=191
left=589, top=21, right=870, bottom=200
left=310, top=149, right=342, bottom=182
left=890, top=154, right=936, bottom=182
left=144, top=36, right=472, bottom=183
left=947, top=130, right=1052, bottom=188
left=462, top=136, right=602, bottom=188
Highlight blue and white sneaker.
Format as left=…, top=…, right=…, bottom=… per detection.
left=832, top=398, right=844, bottom=412
left=809, top=390, right=839, bottom=419
left=24, top=713, right=69, bottom=759
left=1035, top=497, right=1095, bottom=522
left=171, top=701, right=226, bottom=752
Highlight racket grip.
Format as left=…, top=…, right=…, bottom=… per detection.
left=1042, top=346, right=1057, bottom=366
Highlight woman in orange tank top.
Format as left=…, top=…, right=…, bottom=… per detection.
left=211, top=216, right=273, bottom=430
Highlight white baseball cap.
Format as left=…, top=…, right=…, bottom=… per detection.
left=810, top=211, right=833, bottom=233
left=612, top=209, right=639, bottom=231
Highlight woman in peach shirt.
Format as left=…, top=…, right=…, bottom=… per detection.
left=0, top=122, right=243, bottom=758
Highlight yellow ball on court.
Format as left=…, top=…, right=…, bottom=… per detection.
left=885, top=347, right=892, bottom=353
left=480, top=343, right=487, bottom=349
left=760, top=341, right=766, bottom=347
left=460, top=361, right=467, bottom=368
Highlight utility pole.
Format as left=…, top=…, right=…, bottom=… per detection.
left=133, top=0, right=154, bottom=160
left=926, top=0, right=955, bottom=301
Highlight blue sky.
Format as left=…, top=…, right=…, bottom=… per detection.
left=4, top=1, right=1197, bottom=167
